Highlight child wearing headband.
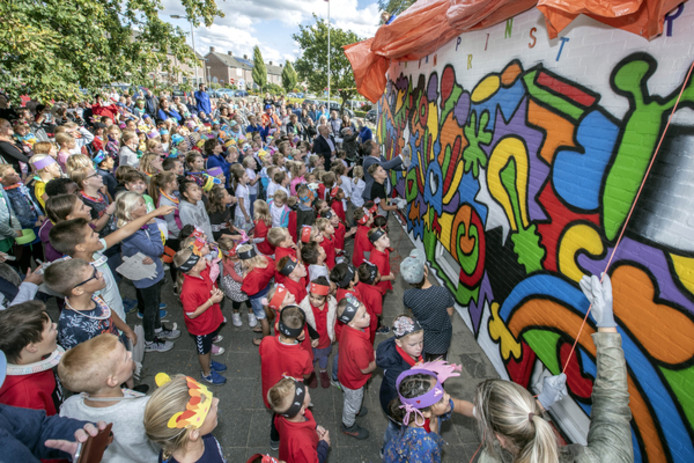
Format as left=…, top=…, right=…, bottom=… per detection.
left=330, top=262, right=365, bottom=385
left=267, top=377, right=331, bottom=463
left=276, top=255, right=307, bottom=304
left=376, top=315, right=424, bottom=450
left=259, top=306, right=314, bottom=451
left=29, top=153, right=63, bottom=210
left=174, top=247, right=227, bottom=385
left=144, top=373, right=224, bottom=462
left=368, top=227, right=395, bottom=295
left=238, top=243, right=275, bottom=346
left=252, top=199, right=275, bottom=256
left=382, top=361, right=460, bottom=462
left=299, top=277, right=337, bottom=389
left=351, top=206, right=374, bottom=268
left=336, top=294, right=375, bottom=440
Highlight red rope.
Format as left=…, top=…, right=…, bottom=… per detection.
left=562, top=59, right=694, bottom=374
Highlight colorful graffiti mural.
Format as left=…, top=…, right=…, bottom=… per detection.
left=378, top=52, right=694, bottom=462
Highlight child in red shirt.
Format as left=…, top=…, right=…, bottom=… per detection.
left=260, top=306, right=314, bottom=450
left=337, top=295, right=375, bottom=440
left=239, top=244, right=276, bottom=346
left=315, top=218, right=336, bottom=270
left=352, top=207, right=374, bottom=268
left=268, top=377, right=331, bottom=463
left=323, top=209, right=354, bottom=257
left=329, top=186, right=346, bottom=223
left=0, top=301, right=62, bottom=416
left=175, top=247, right=227, bottom=385
left=368, top=227, right=395, bottom=295
left=356, top=262, right=384, bottom=344
left=253, top=199, right=275, bottom=256
left=277, top=256, right=307, bottom=303
left=300, top=278, right=337, bottom=389
left=268, top=228, right=297, bottom=281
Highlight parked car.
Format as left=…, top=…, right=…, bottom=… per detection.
left=234, top=90, right=249, bottom=97
left=365, top=109, right=377, bottom=123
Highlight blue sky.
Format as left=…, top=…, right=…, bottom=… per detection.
left=164, top=0, right=381, bottom=64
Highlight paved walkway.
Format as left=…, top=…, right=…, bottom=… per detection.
left=122, top=215, right=499, bottom=462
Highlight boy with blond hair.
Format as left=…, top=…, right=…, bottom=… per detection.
left=58, top=333, right=158, bottom=463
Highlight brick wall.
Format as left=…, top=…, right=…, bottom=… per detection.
left=378, top=4, right=694, bottom=462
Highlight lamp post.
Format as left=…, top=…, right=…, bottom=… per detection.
left=170, top=14, right=199, bottom=85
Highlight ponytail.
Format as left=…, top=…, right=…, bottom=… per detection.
left=474, top=379, right=559, bottom=463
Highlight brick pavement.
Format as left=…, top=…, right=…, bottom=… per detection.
left=121, top=215, right=499, bottom=462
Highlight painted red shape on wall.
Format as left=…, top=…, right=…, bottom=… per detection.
left=536, top=71, right=597, bottom=107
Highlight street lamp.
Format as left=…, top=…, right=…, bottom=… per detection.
left=170, top=14, right=200, bottom=85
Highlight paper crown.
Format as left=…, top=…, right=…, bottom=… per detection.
left=155, top=373, right=213, bottom=429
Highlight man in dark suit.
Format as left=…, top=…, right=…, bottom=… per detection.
left=313, top=124, right=336, bottom=169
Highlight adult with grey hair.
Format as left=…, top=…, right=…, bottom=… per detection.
left=313, top=124, right=337, bottom=169
left=473, top=273, right=632, bottom=463
left=400, top=249, right=454, bottom=360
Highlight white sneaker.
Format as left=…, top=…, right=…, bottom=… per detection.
left=248, top=313, right=258, bottom=328
left=231, top=313, right=242, bottom=327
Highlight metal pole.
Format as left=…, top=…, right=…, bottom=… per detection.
left=327, top=0, right=331, bottom=112
left=190, top=22, right=199, bottom=85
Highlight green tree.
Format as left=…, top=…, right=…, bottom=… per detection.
left=281, top=61, right=298, bottom=93
left=378, top=0, right=416, bottom=19
left=293, top=14, right=360, bottom=109
left=0, top=0, right=222, bottom=102
left=252, top=46, right=267, bottom=91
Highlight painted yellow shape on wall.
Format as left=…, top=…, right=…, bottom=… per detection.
left=486, top=137, right=530, bottom=231
left=437, top=212, right=454, bottom=253
left=489, top=301, right=521, bottom=360
left=669, top=253, right=694, bottom=297
left=471, top=75, right=500, bottom=103
left=558, top=223, right=604, bottom=283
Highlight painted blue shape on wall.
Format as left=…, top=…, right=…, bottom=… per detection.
left=424, top=161, right=444, bottom=216
left=470, top=78, right=525, bottom=132
left=552, top=110, right=618, bottom=211
left=458, top=171, right=488, bottom=223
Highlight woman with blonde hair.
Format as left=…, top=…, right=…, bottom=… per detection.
left=473, top=274, right=632, bottom=463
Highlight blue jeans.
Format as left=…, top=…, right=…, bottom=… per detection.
left=331, top=348, right=339, bottom=381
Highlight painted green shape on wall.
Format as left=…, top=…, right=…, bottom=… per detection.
left=602, top=56, right=694, bottom=241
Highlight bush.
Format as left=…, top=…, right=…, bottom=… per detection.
left=354, top=110, right=367, bottom=118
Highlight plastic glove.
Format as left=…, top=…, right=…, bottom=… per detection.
left=579, top=273, right=615, bottom=328
left=537, top=373, right=567, bottom=410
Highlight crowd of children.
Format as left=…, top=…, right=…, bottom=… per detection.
left=0, top=90, right=582, bottom=463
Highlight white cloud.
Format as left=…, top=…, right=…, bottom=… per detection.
left=162, top=0, right=380, bottom=62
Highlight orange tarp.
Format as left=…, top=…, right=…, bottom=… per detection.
left=344, top=0, right=686, bottom=102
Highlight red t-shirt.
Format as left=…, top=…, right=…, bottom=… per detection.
left=259, top=336, right=313, bottom=408
left=0, top=369, right=58, bottom=415
left=275, top=246, right=296, bottom=263
left=338, top=325, right=374, bottom=390
left=333, top=222, right=346, bottom=251
left=356, top=281, right=382, bottom=345
left=254, top=219, right=275, bottom=256
left=352, top=225, right=373, bottom=268
left=319, top=235, right=336, bottom=270
left=369, top=247, right=392, bottom=294
left=241, top=258, right=275, bottom=296
left=181, top=267, right=224, bottom=336
left=287, top=210, right=298, bottom=243
left=275, top=409, right=320, bottom=463
left=311, top=301, right=331, bottom=348
left=330, top=200, right=346, bottom=223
